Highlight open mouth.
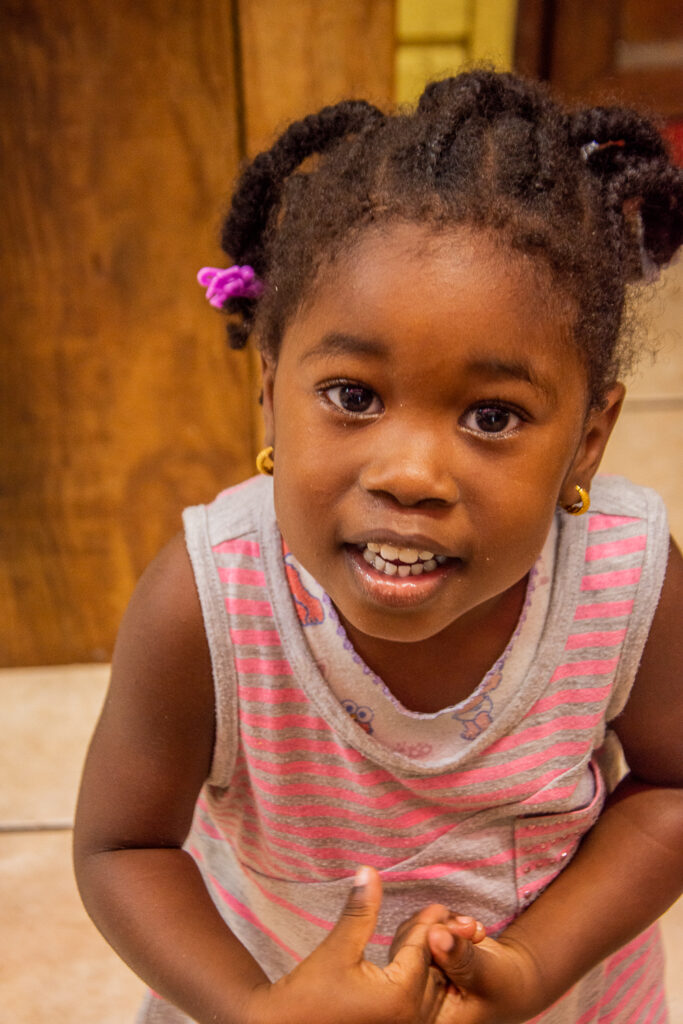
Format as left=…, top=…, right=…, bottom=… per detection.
left=358, top=542, right=449, bottom=578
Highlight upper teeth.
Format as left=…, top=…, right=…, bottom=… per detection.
left=361, top=543, right=446, bottom=577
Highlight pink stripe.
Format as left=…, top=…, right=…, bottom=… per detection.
left=235, top=658, right=294, bottom=676
left=235, top=810, right=451, bottom=849
left=516, top=816, right=592, bottom=840
left=574, top=600, right=633, bottom=620
left=574, top=997, right=600, bottom=1024
left=218, top=566, right=266, bottom=586
left=194, top=813, right=222, bottom=839
left=385, top=847, right=515, bottom=882
left=581, top=567, right=641, bottom=590
left=246, top=866, right=392, bottom=946
left=528, top=684, right=611, bottom=715
left=237, top=791, right=447, bottom=830
left=235, top=820, right=456, bottom=862
left=225, top=596, right=273, bottom=616
left=247, top=870, right=336, bottom=933
left=247, top=773, right=427, bottom=809
left=629, top=986, right=665, bottom=1024
left=230, top=628, right=281, bottom=645
left=598, top=948, right=653, bottom=1023
left=191, top=849, right=302, bottom=961
left=397, top=741, right=588, bottom=792
left=245, top=752, right=394, bottom=787
left=519, top=784, right=577, bottom=806
left=238, top=827, right=401, bottom=869
left=212, top=538, right=261, bottom=555
left=246, top=765, right=583, bottom=816
left=244, top=741, right=592, bottom=805
left=551, top=658, right=618, bottom=680
left=485, top=711, right=603, bottom=755
left=241, top=710, right=331, bottom=730
left=239, top=684, right=308, bottom=703
left=564, top=629, right=626, bottom=649
left=585, top=535, right=646, bottom=561
left=603, top=924, right=655, bottom=971
left=588, top=514, right=640, bottom=532
left=242, top=732, right=365, bottom=759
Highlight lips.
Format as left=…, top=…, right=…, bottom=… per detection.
left=359, top=541, right=448, bottom=577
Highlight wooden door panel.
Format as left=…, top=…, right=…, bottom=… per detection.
left=516, top=0, right=683, bottom=117
left=239, top=0, right=395, bottom=155
left=0, top=0, right=255, bottom=665
left=1, top=0, right=396, bottom=666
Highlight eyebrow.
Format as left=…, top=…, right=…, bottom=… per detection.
left=467, top=357, right=557, bottom=399
left=300, top=334, right=557, bottom=400
left=299, top=332, right=389, bottom=364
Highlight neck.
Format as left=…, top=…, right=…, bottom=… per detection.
left=339, top=576, right=528, bottom=714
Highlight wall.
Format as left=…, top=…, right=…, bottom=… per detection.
left=396, top=0, right=519, bottom=102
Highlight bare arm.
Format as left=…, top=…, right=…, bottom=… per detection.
left=73, top=533, right=272, bottom=1020
left=74, top=534, right=448, bottom=1024
left=428, top=539, right=683, bottom=1022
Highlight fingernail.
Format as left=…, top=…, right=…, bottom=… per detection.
left=353, top=866, right=371, bottom=891
left=455, top=915, right=473, bottom=925
left=433, top=929, right=455, bottom=953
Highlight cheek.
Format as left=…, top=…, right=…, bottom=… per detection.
left=472, top=487, right=558, bottom=574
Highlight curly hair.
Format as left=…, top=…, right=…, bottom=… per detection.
left=217, top=70, right=683, bottom=406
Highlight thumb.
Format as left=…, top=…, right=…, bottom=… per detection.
left=428, top=925, right=479, bottom=987
left=321, top=866, right=382, bottom=965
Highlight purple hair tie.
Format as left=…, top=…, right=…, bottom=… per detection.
left=197, top=264, right=264, bottom=308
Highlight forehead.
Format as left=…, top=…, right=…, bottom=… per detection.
left=282, top=222, right=583, bottom=384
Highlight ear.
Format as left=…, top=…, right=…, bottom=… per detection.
left=560, top=382, right=625, bottom=507
left=260, top=353, right=276, bottom=447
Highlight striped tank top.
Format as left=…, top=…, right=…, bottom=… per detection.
left=137, top=473, right=670, bottom=1024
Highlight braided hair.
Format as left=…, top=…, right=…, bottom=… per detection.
left=218, top=70, right=683, bottom=406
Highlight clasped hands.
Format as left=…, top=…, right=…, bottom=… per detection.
left=243, top=867, right=545, bottom=1024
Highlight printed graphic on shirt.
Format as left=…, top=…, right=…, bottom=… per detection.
left=283, top=550, right=325, bottom=626
left=341, top=698, right=375, bottom=734
left=451, top=674, right=500, bottom=739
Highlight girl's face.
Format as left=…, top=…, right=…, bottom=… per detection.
left=262, top=224, right=621, bottom=646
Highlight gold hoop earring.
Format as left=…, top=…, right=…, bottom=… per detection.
left=256, top=445, right=274, bottom=476
left=563, top=484, right=590, bottom=515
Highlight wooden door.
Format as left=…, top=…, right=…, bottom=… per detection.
left=515, top=0, right=683, bottom=124
left=0, top=0, right=395, bottom=666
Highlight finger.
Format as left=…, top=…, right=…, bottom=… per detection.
left=420, top=965, right=449, bottom=1024
left=446, top=915, right=487, bottom=944
left=319, top=865, right=382, bottom=966
left=389, top=904, right=451, bottom=960
left=427, top=924, right=477, bottom=985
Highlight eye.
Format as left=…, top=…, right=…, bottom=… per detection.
left=322, top=382, right=383, bottom=416
left=355, top=705, right=373, bottom=723
left=461, top=404, right=524, bottom=437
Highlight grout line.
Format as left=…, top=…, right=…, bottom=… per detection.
left=622, top=396, right=683, bottom=411
left=0, top=820, right=73, bottom=834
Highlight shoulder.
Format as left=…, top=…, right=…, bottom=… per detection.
left=107, top=530, right=215, bottom=758
left=588, top=474, right=667, bottom=525
left=183, top=474, right=274, bottom=548
left=75, top=532, right=217, bottom=851
left=613, top=537, right=683, bottom=786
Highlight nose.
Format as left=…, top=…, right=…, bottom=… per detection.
left=358, top=418, right=460, bottom=508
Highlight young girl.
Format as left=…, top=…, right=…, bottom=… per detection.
left=74, top=70, right=683, bottom=1024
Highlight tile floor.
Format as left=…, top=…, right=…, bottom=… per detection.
left=0, top=663, right=682, bottom=1022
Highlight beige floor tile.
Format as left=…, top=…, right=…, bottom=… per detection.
left=625, top=260, right=683, bottom=400
left=0, top=664, right=109, bottom=825
left=661, top=896, right=683, bottom=1021
left=600, top=406, right=683, bottom=542
left=0, top=830, right=145, bottom=1023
